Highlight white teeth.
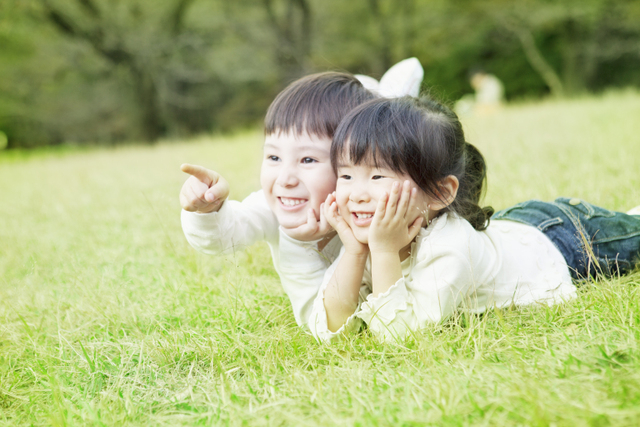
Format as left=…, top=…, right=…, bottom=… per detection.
left=355, top=213, right=373, bottom=219
left=280, top=198, right=305, bottom=206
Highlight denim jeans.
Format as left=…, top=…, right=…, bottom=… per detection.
left=493, top=198, right=640, bottom=280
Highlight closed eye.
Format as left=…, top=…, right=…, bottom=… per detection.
left=372, top=175, right=384, bottom=180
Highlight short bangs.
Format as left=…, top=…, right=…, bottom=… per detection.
left=264, top=72, right=375, bottom=139
left=332, top=97, right=429, bottom=175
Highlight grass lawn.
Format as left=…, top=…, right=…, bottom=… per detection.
left=2, top=90, right=640, bottom=426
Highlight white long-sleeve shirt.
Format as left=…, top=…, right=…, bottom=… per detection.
left=308, top=213, right=577, bottom=342
left=181, top=190, right=341, bottom=326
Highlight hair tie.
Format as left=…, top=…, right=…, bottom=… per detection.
left=355, top=57, right=424, bottom=98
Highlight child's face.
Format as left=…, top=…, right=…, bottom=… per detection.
left=336, top=161, right=429, bottom=244
left=260, top=131, right=336, bottom=229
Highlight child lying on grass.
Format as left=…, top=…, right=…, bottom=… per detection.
left=297, top=95, right=640, bottom=342
left=179, top=60, right=424, bottom=327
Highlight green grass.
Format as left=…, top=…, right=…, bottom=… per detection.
left=2, top=91, right=640, bottom=426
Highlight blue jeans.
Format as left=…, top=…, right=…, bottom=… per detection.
left=493, top=198, right=640, bottom=280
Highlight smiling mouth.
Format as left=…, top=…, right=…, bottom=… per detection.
left=278, top=197, right=308, bottom=209
left=352, top=211, right=374, bottom=226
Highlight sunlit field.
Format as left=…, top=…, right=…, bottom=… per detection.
left=2, top=90, right=640, bottom=426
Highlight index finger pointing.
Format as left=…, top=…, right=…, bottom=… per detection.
left=181, top=163, right=217, bottom=186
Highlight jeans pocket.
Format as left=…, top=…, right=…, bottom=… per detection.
left=493, top=200, right=535, bottom=219
left=537, top=217, right=563, bottom=232
left=557, top=198, right=616, bottom=219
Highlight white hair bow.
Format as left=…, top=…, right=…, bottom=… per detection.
left=355, top=57, right=424, bottom=98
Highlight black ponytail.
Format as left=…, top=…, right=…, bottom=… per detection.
left=450, top=142, right=494, bottom=230
left=413, top=98, right=493, bottom=230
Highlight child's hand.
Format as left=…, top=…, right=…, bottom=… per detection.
left=324, top=193, right=369, bottom=256
left=280, top=206, right=333, bottom=242
left=368, top=180, right=423, bottom=255
left=179, top=164, right=230, bottom=214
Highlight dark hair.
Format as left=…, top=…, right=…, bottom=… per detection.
left=264, top=72, right=376, bottom=139
left=331, top=96, right=494, bottom=230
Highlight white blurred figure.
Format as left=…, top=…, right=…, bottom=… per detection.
left=456, top=69, right=504, bottom=116
left=470, top=70, right=504, bottom=114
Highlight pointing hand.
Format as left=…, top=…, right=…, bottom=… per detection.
left=179, top=163, right=230, bottom=213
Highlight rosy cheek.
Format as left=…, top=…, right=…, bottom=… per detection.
left=337, top=201, right=349, bottom=216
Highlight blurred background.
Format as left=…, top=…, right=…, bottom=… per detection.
left=1, top=0, right=639, bottom=149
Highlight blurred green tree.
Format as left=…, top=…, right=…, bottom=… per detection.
left=42, top=0, right=210, bottom=140
left=1, top=0, right=639, bottom=147
left=470, top=0, right=640, bottom=96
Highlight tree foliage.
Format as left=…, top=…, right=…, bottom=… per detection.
left=1, top=0, right=639, bottom=147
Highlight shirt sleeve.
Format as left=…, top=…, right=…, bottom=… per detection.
left=277, top=229, right=342, bottom=327
left=181, top=190, right=279, bottom=254
left=307, top=248, right=369, bottom=343
left=357, top=241, right=476, bottom=342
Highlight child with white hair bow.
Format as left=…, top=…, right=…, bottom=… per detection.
left=180, top=58, right=424, bottom=328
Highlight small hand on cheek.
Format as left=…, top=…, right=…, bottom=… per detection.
left=323, top=192, right=369, bottom=256
left=280, top=204, right=334, bottom=242
left=368, top=180, right=424, bottom=256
